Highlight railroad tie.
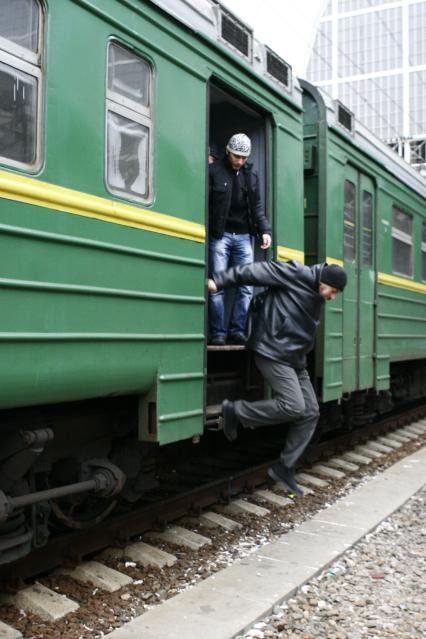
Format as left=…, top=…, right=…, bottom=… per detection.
left=403, top=424, right=426, bottom=436
left=216, top=498, right=270, bottom=518
left=254, top=489, right=294, bottom=507
left=376, top=436, right=402, bottom=449
left=56, top=560, right=133, bottom=592
left=0, top=620, right=23, bottom=639
left=124, top=542, right=177, bottom=568
left=198, top=511, right=242, bottom=531
left=326, top=457, right=359, bottom=472
left=354, top=445, right=383, bottom=459
left=144, top=525, right=211, bottom=550
left=367, top=441, right=394, bottom=454
left=295, top=472, right=329, bottom=488
left=342, top=451, right=372, bottom=465
left=309, top=464, right=346, bottom=479
left=392, top=429, right=417, bottom=441
left=1, top=583, right=79, bottom=622
left=272, top=481, right=314, bottom=496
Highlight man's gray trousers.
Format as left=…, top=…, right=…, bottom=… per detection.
left=234, top=353, right=320, bottom=468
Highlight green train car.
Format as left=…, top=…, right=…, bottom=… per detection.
left=302, top=80, right=426, bottom=428
left=0, top=0, right=304, bottom=562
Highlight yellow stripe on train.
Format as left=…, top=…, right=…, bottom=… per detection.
left=277, top=246, right=305, bottom=263
left=0, top=170, right=205, bottom=243
left=378, top=272, right=426, bottom=294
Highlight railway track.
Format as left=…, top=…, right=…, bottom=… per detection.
left=0, top=406, right=425, bottom=638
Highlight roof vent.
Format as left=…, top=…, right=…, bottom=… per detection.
left=336, top=101, right=354, bottom=133
left=265, top=47, right=292, bottom=90
left=219, top=7, right=252, bottom=60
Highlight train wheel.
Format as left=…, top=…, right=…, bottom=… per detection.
left=47, top=458, right=121, bottom=529
left=51, top=493, right=117, bottom=529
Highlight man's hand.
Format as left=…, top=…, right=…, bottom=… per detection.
left=208, top=278, right=218, bottom=293
left=260, top=234, right=272, bottom=250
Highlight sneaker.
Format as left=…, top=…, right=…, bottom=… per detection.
left=267, top=463, right=304, bottom=497
left=227, top=332, right=247, bottom=345
left=221, top=399, right=239, bottom=441
left=209, top=335, right=226, bottom=346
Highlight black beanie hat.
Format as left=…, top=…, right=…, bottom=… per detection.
left=320, top=264, right=347, bottom=291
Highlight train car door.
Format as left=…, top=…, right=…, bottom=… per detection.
left=342, top=168, right=375, bottom=391
left=205, top=81, right=270, bottom=420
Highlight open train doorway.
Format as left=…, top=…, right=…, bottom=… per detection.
left=208, top=82, right=269, bottom=265
left=205, top=81, right=270, bottom=426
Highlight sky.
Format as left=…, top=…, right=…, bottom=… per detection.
left=222, top=0, right=327, bottom=76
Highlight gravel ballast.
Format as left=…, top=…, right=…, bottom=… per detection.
left=239, top=486, right=426, bottom=639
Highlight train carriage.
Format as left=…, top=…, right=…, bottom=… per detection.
left=302, top=80, right=426, bottom=427
left=1, top=0, right=425, bottom=569
left=0, top=0, right=304, bottom=563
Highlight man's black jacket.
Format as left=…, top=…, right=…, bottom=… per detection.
left=209, top=158, right=271, bottom=239
left=213, top=260, right=326, bottom=369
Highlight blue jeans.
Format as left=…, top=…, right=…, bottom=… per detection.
left=208, top=232, right=253, bottom=338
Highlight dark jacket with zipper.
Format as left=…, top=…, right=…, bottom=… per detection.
left=209, top=157, right=271, bottom=239
left=213, top=260, right=326, bottom=369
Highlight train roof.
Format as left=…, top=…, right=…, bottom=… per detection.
left=148, top=0, right=302, bottom=108
left=300, top=80, right=426, bottom=201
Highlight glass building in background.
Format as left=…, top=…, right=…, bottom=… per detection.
left=306, top=0, right=426, bottom=175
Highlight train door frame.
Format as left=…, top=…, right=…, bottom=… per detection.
left=342, top=165, right=376, bottom=391
left=204, top=78, right=272, bottom=416
left=358, top=173, right=375, bottom=390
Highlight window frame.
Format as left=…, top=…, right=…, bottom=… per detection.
left=105, top=40, right=154, bottom=205
left=421, top=222, right=426, bottom=282
left=0, top=0, right=43, bottom=172
left=391, top=205, right=413, bottom=278
left=362, top=189, right=373, bottom=267
left=343, top=179, right=356, bottom=262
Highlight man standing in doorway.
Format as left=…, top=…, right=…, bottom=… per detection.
left=208, top=133, right=272, bottom=346
left=208, top=260, right=347, bottom=496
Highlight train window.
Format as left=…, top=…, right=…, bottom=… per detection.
left=106, top=42, right=152, bottom=202
left=362, top=191, right=373, bottom=266
left=0, top=0, right=42, bottom=170
left=422, top=223, right=426, bottom=282
left=392, top=206, right=413, bottom=277
left=0, top=0, right=40, bottom=54
left=343, top=180, right=356, bottom=261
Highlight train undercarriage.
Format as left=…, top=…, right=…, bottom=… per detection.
left=1, top=357, right=425, bottom=566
